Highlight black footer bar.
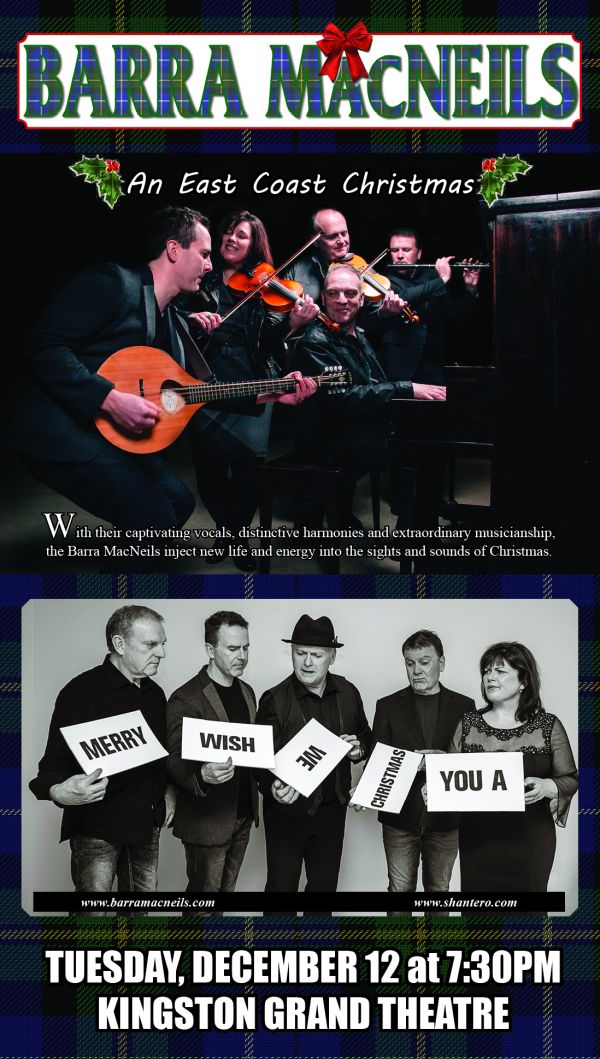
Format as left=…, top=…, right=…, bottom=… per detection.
left=33, top=891, right=566, bottom=914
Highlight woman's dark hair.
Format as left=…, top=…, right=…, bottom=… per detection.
left=217, top=210, right=272, bottom=268
left=479, top=641, right=542, bottom=722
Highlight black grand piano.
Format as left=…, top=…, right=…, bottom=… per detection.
left=389, top=189, right=599, bottom=571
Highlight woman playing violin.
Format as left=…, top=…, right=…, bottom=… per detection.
left=187, top=210, right=318, bottom=570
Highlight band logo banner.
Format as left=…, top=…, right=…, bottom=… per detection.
left=181, top=717, right=274, bottom=768
left=350, top=743, right=422, bottom=813
left=18, top=33, right=581, bottom=130
left=271, top=718, right=349, bottom=797
left=425, top=751, right=526, bottom=812
left=60, top=709, right=167, bottom=778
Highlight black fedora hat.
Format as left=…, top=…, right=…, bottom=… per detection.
left=282, top=614, right=343, bottom=648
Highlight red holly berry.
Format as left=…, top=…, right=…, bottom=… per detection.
left=106, top=159, right=120, bottom=173
left=482, top=158, right=496, bottom=171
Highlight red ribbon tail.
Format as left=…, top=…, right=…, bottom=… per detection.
left=345, top=49, right=369, bottom=82
left=320, top=53, right=342, bottom=82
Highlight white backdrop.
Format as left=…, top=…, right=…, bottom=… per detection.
left=22, top=597, right=579, bottom=914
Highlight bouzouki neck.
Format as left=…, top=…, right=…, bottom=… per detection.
left=171, top=373, right=339, bottom=406
left=95, top=345, right=351, bottom=455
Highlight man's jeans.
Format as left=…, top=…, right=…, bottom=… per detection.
left=183, top=817, right=252, bottom=893
left=70, top=829, right=160, bottom=892
left=382, top=824, right=458, bottom=916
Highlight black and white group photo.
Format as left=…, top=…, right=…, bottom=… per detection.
left=22, top=597, right=578, bottom=913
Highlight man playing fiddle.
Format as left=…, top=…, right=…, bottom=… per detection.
left=282, top=208, right=415, bottom=329
left=290, top=264, right=445, bottom=531
left=281, top=209, right=351, bottom=303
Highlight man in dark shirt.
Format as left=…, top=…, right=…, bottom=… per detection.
left=166, top=611, right=259, bottom=893
left=256, top=614, right=371, bottom=892
left=369, top=227, right=480, bottom=385
left=366, top=227, right=480, bottom=528
left=371, top=630, right=474, bottom=912
left=291, top=263, right=445, bottom=528
left=29, top=605, right=175, bottom=893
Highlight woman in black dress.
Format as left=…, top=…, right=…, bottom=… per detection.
left=450, top=642, right=577, bottom=892
left=188, top=210, right=317, bottom=570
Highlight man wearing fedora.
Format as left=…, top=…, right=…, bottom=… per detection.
left=256, top=614, right=371, bottom=892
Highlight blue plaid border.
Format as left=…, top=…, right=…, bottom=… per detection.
left=1, top=572, right=598, bottom=1057
left=3, top=2, right=599, bottom=154
left=2, top=0, right=599, bottom=1055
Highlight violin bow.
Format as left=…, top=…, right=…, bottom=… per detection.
left=343, top=248, right=420, bottom=323
left=362, top=248, right=390, bottom=273
left=333, top=248, right=389, bottom=275
left=217, top=231, right=322, bottom=324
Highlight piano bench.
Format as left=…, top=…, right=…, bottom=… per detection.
left=257, top=454, right=381, bottom=573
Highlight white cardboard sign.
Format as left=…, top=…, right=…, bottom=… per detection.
left=60, top=709, right=167, bottom=778
left=425, top=752, right=525, bottom=812
left=181, top=717, right=274, bottom=767
left=350, top=743, right=423, bottom=813
left=19, top=36, right=581, bottom=131
left=271, top=718, right=350, bottom=798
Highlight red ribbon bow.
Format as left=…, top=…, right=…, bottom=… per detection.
left=317, top=22, right=373, bottom=83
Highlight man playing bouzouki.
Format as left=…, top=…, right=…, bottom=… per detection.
left=13, top=207, right=315, bottom=530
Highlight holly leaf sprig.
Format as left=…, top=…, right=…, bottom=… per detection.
left=478, top=155, right=532, bottom=207
left=69, top=156, right=124, bottom=209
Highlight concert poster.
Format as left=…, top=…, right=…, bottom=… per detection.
left=1, top=3, right=599, bottom=1059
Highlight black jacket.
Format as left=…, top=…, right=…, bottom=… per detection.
left=15, top=264, right=258, bottom=463
left=290, top=319, right=412, bottom=463
left=256, top=672, right=371, bottom=818
left=371, top=684, right=475, bottom=832
left=366, top=267, right=476, bottom=383
left=282, top=252, right=328, bottom=304
left=166, top=665, right=259, bottom=847
left=186, top=269, right=290, bottom=377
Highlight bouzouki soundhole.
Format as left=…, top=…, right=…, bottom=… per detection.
left=160, top=381, right=185, bottom=414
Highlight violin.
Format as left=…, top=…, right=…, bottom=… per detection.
left=332, top=251, right=420, bottom=324
left=214, top=232, right=340, bottom=333
left=227, top=262, right=340, bottom=332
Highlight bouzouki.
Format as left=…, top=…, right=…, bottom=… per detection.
left=95, top=345, right=351, bottom=454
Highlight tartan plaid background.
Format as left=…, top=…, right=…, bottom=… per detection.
left=1, top=1, right=599, bottom=1057
left=2, top=0, right=598, bottom=153
left=1, top=572, right=598, bottom=1057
